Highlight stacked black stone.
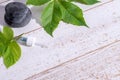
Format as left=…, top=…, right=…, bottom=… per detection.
left=4, top=2, right=32, bottom=28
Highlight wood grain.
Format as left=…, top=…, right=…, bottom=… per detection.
left=27, top=40, right=120, bottom=80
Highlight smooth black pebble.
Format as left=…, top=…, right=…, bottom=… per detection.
left=4, top=2, right=32, bottom=28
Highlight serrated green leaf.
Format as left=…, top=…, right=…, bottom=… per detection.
left=26, top=0, right=50, bottom=6
left=59, top=1, right=87, bottom=26
left=3, top=41, right=21, bottom=68
left=68, top=0, right=100, bottom=5
left=41, top=1, right=62, bottom=36
left=3, top=26, right=13, bottom=41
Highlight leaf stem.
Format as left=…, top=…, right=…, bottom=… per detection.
left=14, top=27, right=42, bottom=41
left=14, top=33, right=24, bottom=41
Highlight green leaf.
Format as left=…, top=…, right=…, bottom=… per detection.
left=0, top=30, right=8, bottom=57
left=3, top=41, right=21, bottom=68
left=26, top=0, right=98, bottom=36
left=68, top=0, right=100, bottom=5
left=0, top=26, right=21, bottom=68
left=3, top=26, right=13, bottom=41
left=41, top=1, right=62, bottom=36
left=0, top=43, right=6, bottom=57
left=0, top=43, right=2, bottom=57
left=0, top=32, right=6, bottom=43
left=26, top=0, right=50, bottom=6
left=0, top=43, right=4, bottom=57
left=0, top=26, right=14, bottom=57
left=59, top=1, right=88, bottom=26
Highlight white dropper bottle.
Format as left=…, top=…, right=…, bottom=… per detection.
left=17, top=37, right=47, bottom=48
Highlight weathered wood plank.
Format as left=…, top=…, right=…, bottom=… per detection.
left=27, top=40, right=120, bottom=80
left=0, top=0, right=8, bottom=3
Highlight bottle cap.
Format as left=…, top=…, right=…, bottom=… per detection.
left=26, top=37, right=36, bottom=46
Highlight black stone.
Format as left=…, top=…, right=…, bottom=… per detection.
left=4, top=2, right=32, bottom=28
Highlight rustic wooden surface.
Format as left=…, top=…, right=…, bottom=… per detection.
left=27, top=41, right=120, bottom=80
left=0, top=0, right=120, bottom=80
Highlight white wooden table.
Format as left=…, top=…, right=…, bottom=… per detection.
left=0, top=0, right=120, bottom=80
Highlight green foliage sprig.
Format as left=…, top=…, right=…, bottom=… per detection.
left=0, top=26, right=21, bottom=68
left=27, top=0, right=99, bottom=36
